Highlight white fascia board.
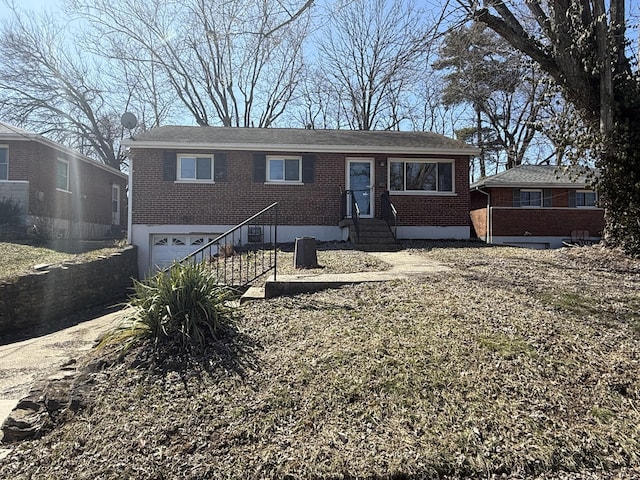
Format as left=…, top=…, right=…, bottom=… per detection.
left=122, top=140, right=479, bottom=157
left=480, top=182, right=590, bottom=189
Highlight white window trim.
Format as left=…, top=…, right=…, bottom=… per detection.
left=56, top=158, right=71, bottom=193
left=387, top=158, right=455, bottom=195
left=266, top=155, right=303, bottom=184
left=520, top=188, right=543, bottom=208
left=0, top=145, right=8, bottom=181
left=177, top=154, right=215, bottom=183
left=576, top=189, right=598, bottom=208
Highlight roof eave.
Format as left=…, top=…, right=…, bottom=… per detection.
left=475, top=181, right=590, bottom=189
left=121, top=139, right=479, bottom=156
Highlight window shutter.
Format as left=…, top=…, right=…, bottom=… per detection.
left=512, top=188, right=521, bottom=207
left=253, top=154, right=266, bottom=182
left=302, top=155, right=315, bottom=183
left=568, top=190, right=576, bottom=208
left=163, top=151, right=176, bottom=181
left=543, top=189, right=553, bottom=207
left=214, top=153, right=227, bottom=182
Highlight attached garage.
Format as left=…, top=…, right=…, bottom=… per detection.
left=150, top=234, right=220, bottom=270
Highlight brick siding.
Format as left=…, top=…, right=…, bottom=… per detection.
left=131, top=149, right=470, bottom=228
left=4, top=140, right=127, bottom=228
left=489, top=208, right=605, bottom=237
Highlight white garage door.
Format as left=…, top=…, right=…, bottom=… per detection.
left=151, top=234, right=219, bottom=270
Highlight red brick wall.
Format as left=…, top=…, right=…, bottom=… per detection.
left=5, top=140, right=127, bottom=226
left=490, top=208, right=604, bottom=237
left=470, top=186, right=604, bottom=238
left=131, top=149, right=471, bottom=228
left=387, top=155, right=470, bottom=226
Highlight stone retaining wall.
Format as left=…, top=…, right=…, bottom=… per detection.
left=0, top=246, right=137, bottom=337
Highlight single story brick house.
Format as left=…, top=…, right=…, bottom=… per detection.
left=0, top=122, right=127, bottom=239
left=470, top=165, right=605, bottom=249
left=124, top=126, right=478, bottom=275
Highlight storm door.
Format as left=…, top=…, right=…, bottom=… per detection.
left=346, top=158, right=374, bottom=218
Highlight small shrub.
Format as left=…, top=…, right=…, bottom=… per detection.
left=103, top=261, right=238, bottom=355
left=0, top=198, right=21, bottom=225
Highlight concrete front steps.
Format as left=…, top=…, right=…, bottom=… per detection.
left=343, top=218, right=400, bottom=252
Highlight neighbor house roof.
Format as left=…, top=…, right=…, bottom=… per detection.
left=123, top=126, right=480, bottom=156
left=0, top=121, right=126, bottom=178
left=471, top=165, right=595, bottom=189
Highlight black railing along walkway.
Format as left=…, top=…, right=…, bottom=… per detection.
left=177, top=202, right=278, bottom=287
left=381, top=191, right=397, bottom=241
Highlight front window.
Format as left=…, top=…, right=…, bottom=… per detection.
left=389, top=160, right=453, bottom=193
left=267, top=156, right=302, bottom=183
left=178, top=154, right=214, bottom=181
left=576, top=190, right=597, bottom=207
left=520, top=189, right=542, bottom=207
left=56, top=159, right=70, bottom=191
left=0, top=147, right=7, bottom=180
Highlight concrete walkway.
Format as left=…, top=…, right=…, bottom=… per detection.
left=245, top=250, right=449, bottom=300
left=0, top=310, right=125, bottom=439
left=1, top=250, right=448, bottom=438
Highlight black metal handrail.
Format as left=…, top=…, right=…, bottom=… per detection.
left=381, top=191, right=397, bottom=241
left=176, top=202, right=278, bottom=287
left=341, top=190, right=360, bottom=242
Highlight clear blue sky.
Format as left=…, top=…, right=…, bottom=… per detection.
left=0, top=0, right=61, bottom=17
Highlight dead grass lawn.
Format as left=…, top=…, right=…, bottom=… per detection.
left=1, top=243, right=639, bottom=479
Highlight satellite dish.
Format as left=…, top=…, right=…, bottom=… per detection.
left=120, top=112, right=138, bottom=130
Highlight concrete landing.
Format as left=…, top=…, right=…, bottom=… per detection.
left=240, top=250, right=449, bottom=301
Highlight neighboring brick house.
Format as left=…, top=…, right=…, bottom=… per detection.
left=124, top=126, right=478, bottom=275
left=0, top=122, right=127, bottom=238
left=470, top=165, right=605, bottom=249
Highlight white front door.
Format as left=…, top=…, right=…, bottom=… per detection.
left=346, top=158, right=374, bottom=218
left=111, top=184, right=120, bottom=225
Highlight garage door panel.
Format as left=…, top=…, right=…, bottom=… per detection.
left=151, top=235, right=219, bottom=270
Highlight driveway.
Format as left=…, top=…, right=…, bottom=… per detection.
left=0, top=309, right=124, bottom=432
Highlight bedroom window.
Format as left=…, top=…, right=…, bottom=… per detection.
left=576, top=190, right=597, bottom=207
left=267, top=155, right=302, bottom=183
left=56, top=158, right=70, bottom=191
left=0, top=147, right=7, bottom=180
left=520, top=189, right=542, bottom=207
left=178, top=154, right=214, bottom=182
left=389, top=160, right=453, bottom=193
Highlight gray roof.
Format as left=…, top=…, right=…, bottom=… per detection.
left=471, top=165, right=595, bottom=189
left=124, top=126, right=479, bottom=156
left=0, top=121, right=37, bottom=138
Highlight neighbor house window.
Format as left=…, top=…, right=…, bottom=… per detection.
left=56, top=158, right=70, bottom=191
left=267, top=155, right=302, bottom=183
left=177, top=154, right=214, bottom=182
left=389, top=160, right=453, bottom=193
left=0, top=147, right=7, bottom=180
left=576, top=190, right=597, bottom=208
left=520, top=189, right=542, bottom=207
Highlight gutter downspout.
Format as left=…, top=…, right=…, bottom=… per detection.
left=474, top=187, right=491, bottom=244
left=127, top=153, right=133, bottom=246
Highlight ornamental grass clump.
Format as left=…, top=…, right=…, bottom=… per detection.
left=105, top=261, right=237, bottom=354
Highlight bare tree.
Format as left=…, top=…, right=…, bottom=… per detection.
left=314, top=0, right=428, bottom=130
left=69, top=0, right=311, bottom=128
left=0, top=2, right=125, bottom=168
